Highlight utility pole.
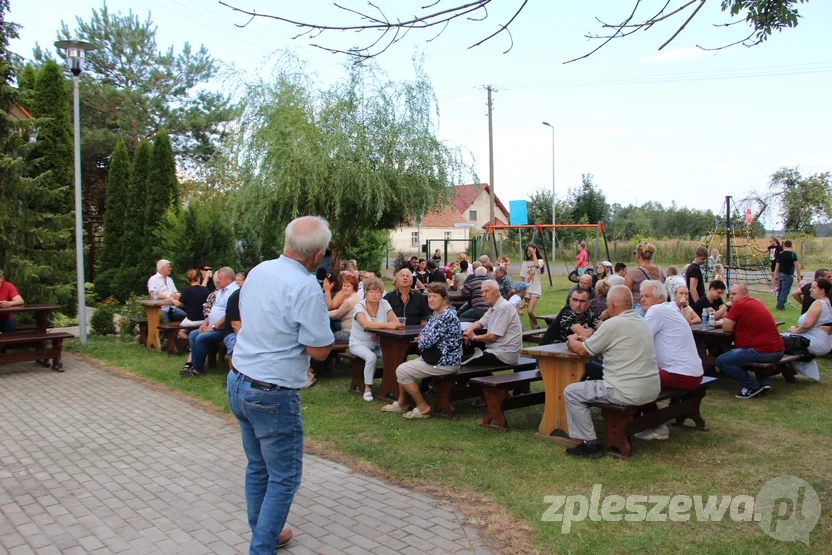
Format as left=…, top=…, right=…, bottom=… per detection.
left=487, top=86, right=495, bottom=235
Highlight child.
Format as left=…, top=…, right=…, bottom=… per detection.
left=576, top=241, right=588, bottom=275
left=509, top=282, right=528, bottom=315
left=712, top=263, right=726, bottom=283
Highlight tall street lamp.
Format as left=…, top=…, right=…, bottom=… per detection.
left=55, top=38, right=96, bottom=345
left=541, top=121, right=555, bottom=260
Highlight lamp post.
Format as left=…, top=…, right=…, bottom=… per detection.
left=541, top=121, right=555, bottom=260
left=55, top=38, right=96, bottom=345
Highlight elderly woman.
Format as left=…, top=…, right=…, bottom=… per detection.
left=350, top=277, right=403, bottom=401
left=782, top=278, right=832, bottom=381
left=664, top=265, right=685, bottom=301
left=589, top=279, right=610, bottom=316
left=625, top=241, right=665, bottom=316
left=673, top=286, right=701, bottom=325
left=382, top=283, right=462, bottom=418
left=329, top=274, right=361, bottom=344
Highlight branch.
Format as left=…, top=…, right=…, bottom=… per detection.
left=563, top=0, right=643, bottom=64
left=658, top=0, right=705, bottom=50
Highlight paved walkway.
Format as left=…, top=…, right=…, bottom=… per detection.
left=0, top=356, right=491, bottom=555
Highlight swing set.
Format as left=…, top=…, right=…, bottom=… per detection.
left=484, top=222, right=611, bottom=286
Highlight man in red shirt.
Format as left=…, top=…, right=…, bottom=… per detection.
left=0, top=270, right=25, bottom=333
left=717, top=284, right=785, bottom=399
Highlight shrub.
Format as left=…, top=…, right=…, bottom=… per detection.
left=117, top=294, right=148, bottom=337
left=90, top=298, right=119, bottom=336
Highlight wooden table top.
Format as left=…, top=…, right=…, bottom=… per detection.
left=374, top=325, right=425, bottom=338
left=0, top=304, right=61, bottom=314
left=521, top=342, right=592, bottom=359
left=135, top=299, right=172, bottom=307
left=690, top=321, right=784, bottom=337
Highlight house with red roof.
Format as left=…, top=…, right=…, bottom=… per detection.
left=389, top=206, right=471, bottom=257
left=452, top=183, right=509, bottom=231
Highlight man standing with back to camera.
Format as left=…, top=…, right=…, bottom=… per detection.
left=228, top=216, right=334, bottom=553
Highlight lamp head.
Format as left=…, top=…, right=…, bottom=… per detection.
left=54, top=38, right=96, bottom=76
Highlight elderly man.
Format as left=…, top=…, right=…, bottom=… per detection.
left=0, top=269, right=24, bottom=333
left=540, top=288, right=599, bottom=345
left=460, top=266, right=490, bottom=319
left=147, top=259, right=187, bottom=322
left=462, top=280, right=523, bottom=366
left=494, top=266, right=515, bottom=299
left=565, top=273, right=596, bottom=306
left=384, top=268, right=431, bottom=325
left=181, top=267, right=239, bottom=378
left=636, top=280, right=704, bottom=440
left=717, top=284, right=785, bottom=399
left=563, top=286, right=661, bottom=458
left=229, top=216, right=334, bottom=553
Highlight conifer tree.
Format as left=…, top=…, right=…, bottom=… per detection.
left=16, top=64, right=36, bottom=111
left=94, top=139, right=130, bottom=298
left=144, top=129, right=178, bottom=264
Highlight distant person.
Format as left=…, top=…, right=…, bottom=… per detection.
left=624, top=242, right=665, bottom=316
left=590, top=279, right=610, bottom=316
left=509, top=282, right=528, bottom=315
left=148, top=259, right=187, bottom=322
left=384, top=269, right=431, bottom=325
left=575, top=241, right=588, bottom=275
left=608, top=263, right=626, bottom=287
left=685, top=247, right=708, bottom=304
left=773, top=240, right=802, bottom=311
left=198, top=261, right=216, bottom=293
left=793, top=268, right=831, bottom=314
left=176, top=269, right=210, bottom=337
left=752, top=237, right=782, bottom=274
left=521, top=244, right=545, bottom=329
left=565, top=273, right=596, bottom=306
left=453, top=260, right=471, bottom=291
left=708, top=248, right=721, bottom=268
left=592, top=262, right=610, bottom=286
left=614, top=262, right=627, bottom=277
left=664, top=265, right=686, bottom=301
left=460, top=266, right=490, bottom=319
left=0, top=269, right=24, bottom=333
left=425, top=260, right=448, bottom=288
left=711, top=263, right=726, bottom=284
left=494, top=266, right=515, bottom=299
left=234, top=272, right=245, bottom=288
left=432, top=248, right=442, bottom=265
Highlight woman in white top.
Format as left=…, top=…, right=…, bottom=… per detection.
left=330, top=274, right=361, bottom=344
left=520, top=244, right=545, bottom=329
left=673, top=286, right=701, bottom=325
left=350, top=277, right=404, bottom=401
left=783, top=278, right=832, bottom=381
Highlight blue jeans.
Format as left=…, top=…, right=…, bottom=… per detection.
left=0, top=319, right=16, bottom=333
left=189, top=328, right=230, bottom=371
left=717, top=348, right=784, bottom=390
left=161, top=306, right=187, bottom=323
left=460, top=308, right=487, bottom=320
left=776, top=273, right=793, bottom=309
left=227, top=371, right=303, bottom=555
left=224, top=333, right=237, bottom=355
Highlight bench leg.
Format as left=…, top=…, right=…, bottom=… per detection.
left=480, top=387, right=509, bottom=431
left=601, top=409, right=633, bottom=459
left=166, top=330, right=179, bottom=356
left=781, top=365, right=797, bottom=383
left=433, top=377, right=457, bottom=418
left=672, top=390, right=708, bottom=430
left=51, top=338, right=65, bottom=373
left=207, top=343, right=218, bottom=369
left=138, top=323, right=148, bottom=345
left=349, top=359, right=364, bottom=394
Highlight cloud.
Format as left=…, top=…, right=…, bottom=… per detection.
left=640, top=47, right=717, bottom=64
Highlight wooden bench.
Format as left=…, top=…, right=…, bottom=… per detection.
left=747, top=354, right=803, bottom=383
left=158, top=322, right=200, bottom=355
left=130, top=317, right=148, bottom=345
left=432, top=357, right=538, bottom=418
left=521, top=328, right=548, bottom=344
left=0, top=331, right=74, bottom=372
left=310, top=343, right=349, bottom=376
left=587, top=376, right=717, bottom=459
left=469, top=370, right=544, bottom=430
left=337, top=351, right=386, bottom=394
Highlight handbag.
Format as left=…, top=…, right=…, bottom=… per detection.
left=782, top=334, right=810, bottom=356
left=421, top=346, right=443, bottom=365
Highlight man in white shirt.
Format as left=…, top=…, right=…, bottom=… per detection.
left=462, top=280, right=522, bottom=366
left=147, top=259, right=187, bottom=322
left=637, top=280, right=704, bottom=441
left=182, top=267, right=240, bottom=378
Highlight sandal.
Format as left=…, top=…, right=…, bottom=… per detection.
left=180, top=368, right=203, bottom=379
left=179, top=364, right=193, bottom=376
left=381, top=401, right=406, bottom=413
left=402, top=407, right=430, bottom=419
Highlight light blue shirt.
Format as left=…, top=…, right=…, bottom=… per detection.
left=233, top=256, right=334, bottom=388
left=207, top=282, right=239, bottom=327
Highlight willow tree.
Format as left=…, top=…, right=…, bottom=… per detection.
left=233, top=60, right=472, bottom=261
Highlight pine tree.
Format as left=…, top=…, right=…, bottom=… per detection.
left=94, top=139, right=130, bottom=298
left=16, top=64, right=36, bottom=111
left=8, top=59, right=75, bottom=311
left=144, top=129, right=178, bottom=264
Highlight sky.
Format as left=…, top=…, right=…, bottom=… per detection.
left=9, top=0, right=832, bottom=228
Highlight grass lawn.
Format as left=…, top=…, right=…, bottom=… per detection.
left=67, top=277, right=831, bottom=554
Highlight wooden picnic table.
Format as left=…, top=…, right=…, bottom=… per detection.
left=0, top=304, right=60, bottom=334
left=135, top=299, right=172, bottom=353
left=520, top=342, right=594, bottom=446
left=689, top=321, right=784, bottom=367
left=0, top=304, right=71, bottom=372
left=373, top=325, right=424, bottom=400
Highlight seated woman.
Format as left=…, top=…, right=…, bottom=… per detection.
left=381, top=283, right=462, bottom=418
left=782, top=278, right=832, bottom=381
left=592, top=263, right=609, bottom=286
left=674, top=286, right=702, bottom=325
left=664, top=265, right=686, bottom=301
left=175, top=269, right=210, bottom=339
left=329, top=274, right=361, bottom=344
left=589, top=279, right=610, bottom=316
left=413, top=258, right=429, bottom=290
left=350, top=277, right=403, bottom=402
left=323, top=272, right=345, bottom=311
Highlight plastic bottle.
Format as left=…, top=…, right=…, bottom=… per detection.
left=708, top=310, right=715, bottom=330
left=701, top=309, right=709, bottom=331
left=151, top=287, right=157, bottom=301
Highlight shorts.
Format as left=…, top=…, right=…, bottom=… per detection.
left=577, top=268, right=586, bottom=275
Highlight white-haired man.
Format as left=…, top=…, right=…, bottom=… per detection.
left=147, top=259, right=187, bottom=322
left=229, top=216, right=335, bottom=552
left=563, top=285, right=661, bottom=458
left=462, top=280, right=522, bottom=366
left=460, top=266, right=490, bottom=319
left=636, top=280, right=704, bottom=440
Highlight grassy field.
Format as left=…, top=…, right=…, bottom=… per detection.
left=66, top=277, right=831, bottom=554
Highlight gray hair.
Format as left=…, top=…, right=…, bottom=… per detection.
left=217, top=266, right=235, bottom=280
left=641, top=280, right=667, bottom=301
left=481, top=279, right=499, bottom=292
left=479, top=255, right=490, bottom=263
left=156, top=259, right=171, bottom=272
left=474, top=266, right=488, bottom=277
left=284, top=216, right=332, bottom=258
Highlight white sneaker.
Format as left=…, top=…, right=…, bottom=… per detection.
left=634, top=425, right=670, bottom=441
left=362, top=391, right=374, bottom=402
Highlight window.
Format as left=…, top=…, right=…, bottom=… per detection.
left=444, top=231, right=452, bottom=239
left=411, top=232, right=420, bottom=246
left=469, top=210, right=477, bottom=221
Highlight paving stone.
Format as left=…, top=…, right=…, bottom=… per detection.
left=0, top=355, right=492, bottom=554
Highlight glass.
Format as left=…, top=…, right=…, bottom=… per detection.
left=397, top=317, right=407, bottom=327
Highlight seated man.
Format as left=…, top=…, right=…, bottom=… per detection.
left=563, top=286, right=661, bottom=458
left=717, top=284, right=785, bottom=398
left=181, top=267, right=240, bottom=378
left=462, top=280, right=523, bottom=366
left=793, top=268, right=831, bottom=315
left=565, top=274, right=596, bottom=306
left=494, top=266, right=515, bottom=299
left=636, top=280, right=704, bottom=441
left=148, top=259, right=187, bottom=322
left=540, top=289, right=599, bottom=345
left=383, top=269, right=431, bottom=325
left=222, top=288, right=241, bottom=359
left=0, top=269, right=24, bottom=333
left=691, top=280, right=729, bottom=322
left=459, top=266, right=490, bottom=319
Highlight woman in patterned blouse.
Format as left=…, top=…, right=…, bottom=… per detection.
left=381, top=282, right=462, bottom=419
